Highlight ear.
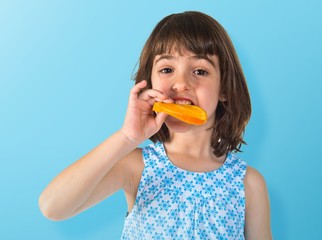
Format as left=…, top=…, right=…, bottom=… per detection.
left=219, top=94, right=227, bottom=102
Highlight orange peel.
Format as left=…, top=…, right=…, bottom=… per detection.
left=153, top=102, right=207, bottom=125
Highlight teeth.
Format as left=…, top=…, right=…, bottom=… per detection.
left=174, top=100, right=192, bottom=105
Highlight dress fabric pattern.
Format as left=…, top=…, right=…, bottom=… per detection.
left=121, top=141, right=247, bottom=240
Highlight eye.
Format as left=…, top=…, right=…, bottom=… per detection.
left=160, top=68, right=173, bottom=74
left=193, top=69, right=208, bottom=76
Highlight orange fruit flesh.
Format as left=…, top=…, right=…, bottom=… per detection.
left=152, top=102, right=207, bottom=125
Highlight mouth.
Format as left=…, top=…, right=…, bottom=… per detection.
left=174, top=99, right=192, bottom=105
left=172, top=98, right=194, bottom=105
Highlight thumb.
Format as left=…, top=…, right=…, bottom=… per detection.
left=155, top=112, right=168, bottom=128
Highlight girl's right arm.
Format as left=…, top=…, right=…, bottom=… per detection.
left=38, top=80, right=170, bottom=221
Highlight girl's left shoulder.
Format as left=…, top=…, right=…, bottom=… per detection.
left=243, top=166, right=269, bottom=213
left=244, top=166, right=267, bottom=190
left=243, top=166, right=272, bottom=238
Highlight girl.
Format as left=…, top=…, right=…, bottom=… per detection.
left=39, top=11, right=272, bottom=239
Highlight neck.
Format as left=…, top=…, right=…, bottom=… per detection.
left=165, top=129, right=214, bottom=158
left=163, top=129, right=227, bottom=172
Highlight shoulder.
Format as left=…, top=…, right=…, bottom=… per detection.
left=111, top=147, right=143, bottom=189
left=244, top=166, right=267, bottom=191
left=244, top=166, right=272, bottom=239
left=244, top=166, right=268, bottom=206
left=120, top=147, right=144, bottom=175
left=120, top=147, right=144, bottom=193
left=140, top=141, right=165, bottom=164
left=127, top=147, right=143, bottom=160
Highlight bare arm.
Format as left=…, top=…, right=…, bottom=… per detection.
left=39, top=131, right=139, bottom=221
left=38, top=80, right=170, bottom=221
left=244, top=166, right=272, bottom=239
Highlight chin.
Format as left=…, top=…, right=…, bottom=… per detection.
left=164, top=117, right=195, bottom=133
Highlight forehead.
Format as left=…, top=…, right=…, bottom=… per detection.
left=153, top=48, right=218, bottom=67
left=154, top=40, right=215, bottom=56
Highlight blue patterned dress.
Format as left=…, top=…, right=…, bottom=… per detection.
left=121, top=141, right=247, bottom=240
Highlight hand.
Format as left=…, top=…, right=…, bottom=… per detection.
left=121, top=80, right=172, bottom=145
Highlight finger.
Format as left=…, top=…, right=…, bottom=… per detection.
left=129, top=80, right=147, bottom=101
left=161, top=98, right=174, bottom=104
left=155, top=112, right=168, bottom=128
left=139, top=89, right=171, bottom=103
left=151, top=97, right=174, bottom=107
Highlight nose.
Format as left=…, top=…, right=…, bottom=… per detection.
left=172, top=74, right=191, bottom=92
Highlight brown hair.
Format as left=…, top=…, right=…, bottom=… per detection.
left=134, top=11, right=251, bottom=157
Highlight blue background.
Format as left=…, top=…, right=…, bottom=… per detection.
left=1, top=0, right=321, bottom=239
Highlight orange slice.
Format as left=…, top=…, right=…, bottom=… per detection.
left=153, top=102, right=207, bottom=125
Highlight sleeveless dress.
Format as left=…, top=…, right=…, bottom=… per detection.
left=121, top=141, right=247, bottom=240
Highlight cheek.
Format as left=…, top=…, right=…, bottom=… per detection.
left=202, top=98, right=220, bottom=122
left=151, top=81, right=165, bottom=92
left=151, top=74, right=168, bottom=92
left=198, top=85, right=221, bottom=114
left=151, top=72, right=160, bottom=89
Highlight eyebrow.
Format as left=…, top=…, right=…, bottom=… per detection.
left=154, top=54, right=175, bottom=64
left=154, top=54, right=216, bottom=68
left=193, top=55, right=216, bottom=67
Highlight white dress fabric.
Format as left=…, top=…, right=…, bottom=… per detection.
left=121, top=141, right=247, bottom=240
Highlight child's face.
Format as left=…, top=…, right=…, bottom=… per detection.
left=151, top=48, right=222, bottom=130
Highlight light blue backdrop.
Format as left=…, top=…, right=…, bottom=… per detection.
left=1, top=0, right=321, bottom=239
